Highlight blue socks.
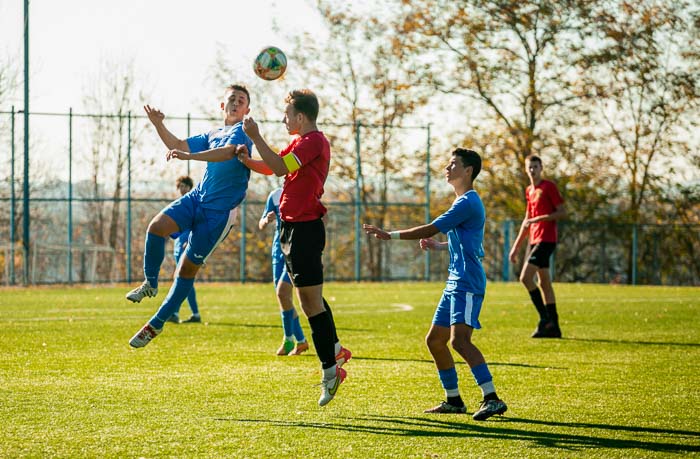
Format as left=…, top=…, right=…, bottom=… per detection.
left=438, top=367, right=460, bottom=397
left=471, top=363, right=496, bottom=397
left=149, top=277, right=195, bottom=329
left=187, top=286, right=199, bottom=315
left=292, top=314, right=306, bottom=343
left=144, top=233, right=166, bottom=289
left=281, top=309, right=294, bottom=340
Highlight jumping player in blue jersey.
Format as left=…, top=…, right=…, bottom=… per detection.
left=166, top=175, right=201, bottom=325
left=259, top=188, right=309, bottom=356
left=127, top=84, right=253, bottom=348
left=363, top=148, right=507, bottom=421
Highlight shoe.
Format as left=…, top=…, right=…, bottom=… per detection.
left=167, top=314, right=180, bottom=324
left=129, top=323, right=162, bottom=348
left=288, top=341, right=309, bottom=356
left=335, top=346, right=352, bottom=367
left=277, top=340, right=294, bottom=356
left=423, top=401, right=466, bottom=414
left=472, top=399, right=508, bottom=421
left=181, top=315, right=201, bottom=324
left=532, top=320, right=561, bottom=338
left=318, top=366, right=347, bottom=406
left=126, top=281, right=158, bottom=303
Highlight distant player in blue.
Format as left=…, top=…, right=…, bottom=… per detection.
left=127, top=84, right=253, bottom=348
left=363, top=148, right=507, bottom=421
left=259, top=188, right=309, bottom=356
left=166, top=175, right=201, bottom=325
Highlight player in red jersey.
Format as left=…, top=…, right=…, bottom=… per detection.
left=239, top=89, right=351, bottom=406
left=509, top=155, right=566, bottom=338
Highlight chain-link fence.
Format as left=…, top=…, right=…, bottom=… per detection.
left=1, top=109, right=699, bottom=286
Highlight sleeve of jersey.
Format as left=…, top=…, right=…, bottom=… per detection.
left=547, top=182, right=564, bottom=207
left=284, top=136, right=321, bottom=173
left=432, top=196, right=471, bottom=234
left=186, top=132, right=209, bottom=153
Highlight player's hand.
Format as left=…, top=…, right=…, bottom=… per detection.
left=363, top=224, right=390, bottom=240
left=144, top=105, right=165, bottom=125
left=166, top=149, right=191, bottom=161
left=419, top=238, right=440, bottom=251
left=264, top=211, right=276, bottom=224
left=242, top=116, right=260, bottom=138
left=235, top=144, right=250, bottom=165
left=508, top=251, right=518, bottom=263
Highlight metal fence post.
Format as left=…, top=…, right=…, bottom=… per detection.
left=424, top=124, right=431, bottom=280
left=68, top=108, right=73, bottom=282
left=186, top=113, right=191, bottom=177
left=22, top=0, right=30, bottom=285
left=632, top=224, right=638, bottom=285
left=502, top=220, right=512, bottom=281
left=10, top=106, right=16, bottom=285
left=126, top=111, right=132, bottom=283
left=354, top=120, right=362, bottom=281
left=240, top=199, right=247, bottom=283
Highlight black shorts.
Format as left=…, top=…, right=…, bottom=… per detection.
left=527, top=242, right=557, bottom=269
left=279, top=218, right=325, bottom=287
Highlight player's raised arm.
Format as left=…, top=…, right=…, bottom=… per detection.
left=243, top=117, right=288, bottom=176
left=144, top=105, right=190, bottom=152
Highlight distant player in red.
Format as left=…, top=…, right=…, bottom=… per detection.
left=240, top=89, right=351, bottom=407
left=509, top=155, right=566, bottom=338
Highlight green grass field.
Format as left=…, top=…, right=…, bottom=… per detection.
left=1, top=282, right=698, bottom=458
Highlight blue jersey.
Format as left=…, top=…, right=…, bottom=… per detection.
left=432, top=190, right=487, bottom=295
left=186, top=122, right=253, bottom=211
left=262, top=188, right=284, bottom=264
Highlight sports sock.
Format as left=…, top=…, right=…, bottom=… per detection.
left=187, top=285, right=199, bottom=315
left=144, top=233, right=166, bottom=289
left=308, top=310, right=336, bottom=369
left=545, top=303, right=558, bottom=323
left=149, top=277, right=195, bottom=329
left=438, top=367, right=461, bottom=401
left=528, top=287, right=548, bottom=321
left=281, top=309, right=295, bottom=341
left=292, top=313, right=306, bottom=343
left=471, top=363, right=496, bottom=398
left=322, top=298, right=339, bottom=344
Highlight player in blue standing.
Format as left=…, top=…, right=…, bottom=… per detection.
left=126, top=84, right=253, bottom=348
left=363, top=148, right=507, bottom=421
left=166, top=175, right=201, bottom=325
left=241, top=89, right=351, bottom=406
left=259, top=187, right=309, bottom=356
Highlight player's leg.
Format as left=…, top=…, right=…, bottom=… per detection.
left=282, top=219, right=346, bottom=406
left=519, top=246, right=549, bottom=336
left=130, top=207, right=236, bottom=348
left=179, top=247, right=201, bottom=323
left=424, top=286, right=465, bottom=414
left=275, top=262, right=297, bottom=355
left=536, top=267, right=561, bottom=337
left=448, top=292, right=507, bottom=421
left=279, top=268, right=309, bottom=356
left=126, top=212, right=180, bottom=303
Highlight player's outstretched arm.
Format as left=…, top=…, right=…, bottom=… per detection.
left=243, top=117, right=288, bottom=176
left=236, top=145, right=273, bottom=175
left=144, top=105, right=189, bottom=151
left=419, top=238, right=448, bottom=251
left=167, top=145, right=243, bottom=163
left=363, top=223, right=440, bottom=241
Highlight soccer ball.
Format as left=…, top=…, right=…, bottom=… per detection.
left=253, top=46, right=287, bottom=81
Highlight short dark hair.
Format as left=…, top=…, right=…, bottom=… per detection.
left=453, top=148, right=481, bottom=180
left=176, top=175, right=194, bottom=189
left=226, top=84, right=250, bottom=105
left=285, top=89, right=319, bottom=122
left=525, top=155, right=542, bottom=166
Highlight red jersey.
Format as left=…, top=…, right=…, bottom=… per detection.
left=526, top=179, right=564, bottom=243
left=279, top=131, right=330, bottom=222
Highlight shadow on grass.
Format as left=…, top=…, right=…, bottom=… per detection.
left=564, top=337, right=700, bottom=348
left=217, top=414, right=700, bottom=454
left=355, top=356, right=564, bottom=369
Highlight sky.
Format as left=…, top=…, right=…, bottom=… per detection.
left=0, top=0, right=323, bottom=114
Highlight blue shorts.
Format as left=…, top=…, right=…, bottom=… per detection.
left=163, top=193, right=238, bottom=266
left=272, top=258, right=291, bottom=286
left=432, top=280, right=483, bottom=329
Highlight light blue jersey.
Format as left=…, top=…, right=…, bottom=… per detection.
left=432, top=190, right=486, bottom=295
left=186, top=122, right=253, bottom=211
left=263, top=188, right=284, bottom=264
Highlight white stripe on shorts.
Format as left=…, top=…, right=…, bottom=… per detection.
left=202, top=207, right=238, bottom=264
